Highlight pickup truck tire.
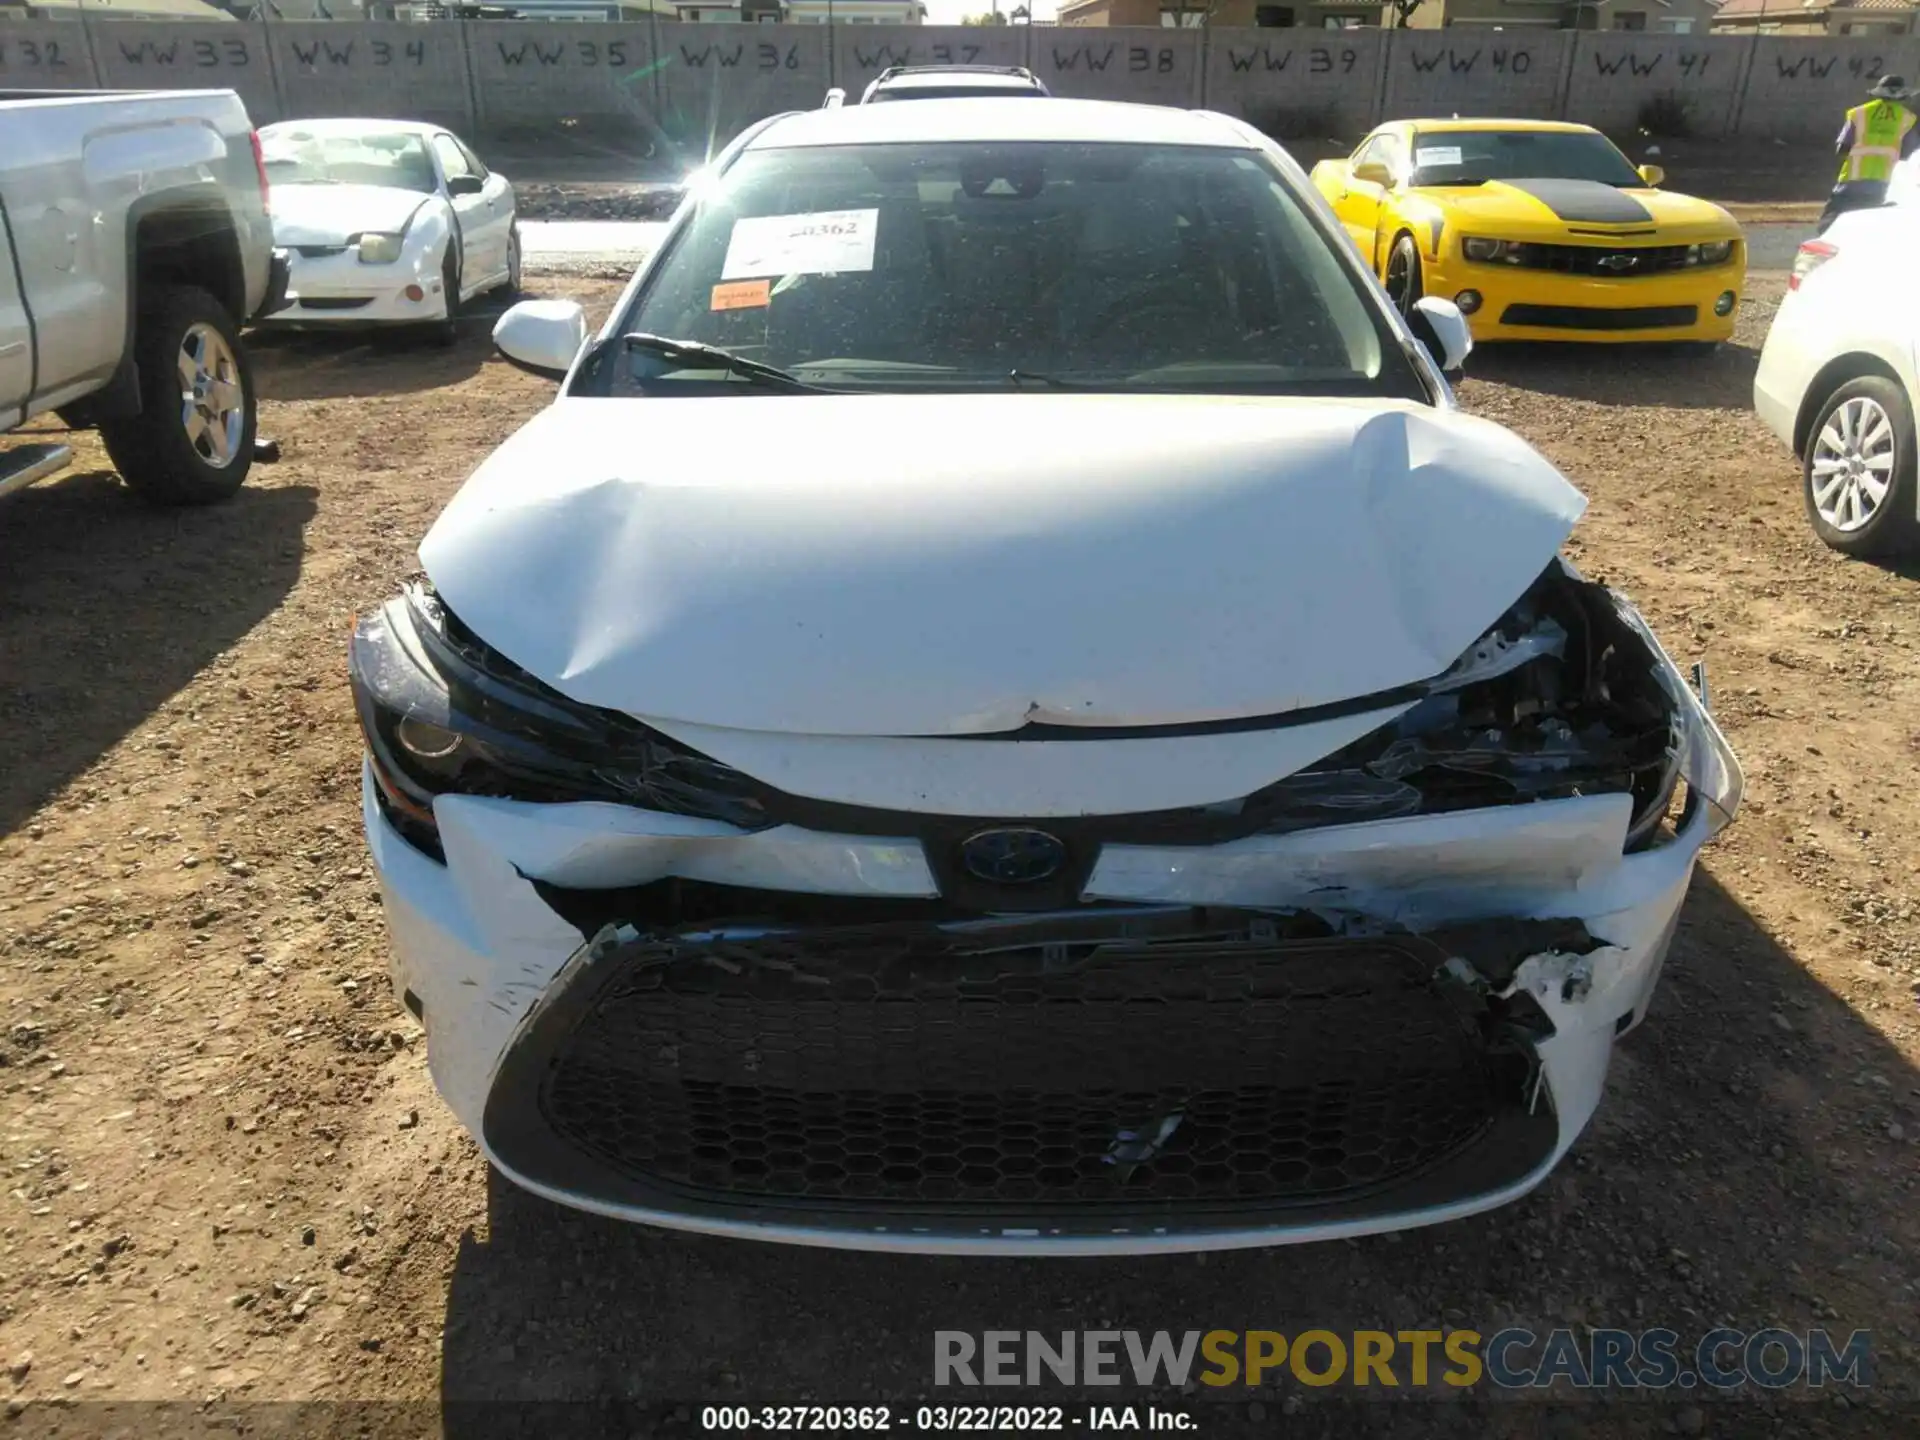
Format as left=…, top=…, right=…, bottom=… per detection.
left=99, top=285, right=255, bottom=506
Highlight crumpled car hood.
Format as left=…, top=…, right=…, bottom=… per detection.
left=270, top=183, right=432, bottom=246
left=420, top=393, right=1585, bottom=737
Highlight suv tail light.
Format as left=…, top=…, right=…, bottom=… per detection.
left=1790, top=240, right=1837, bottom=291
left=250, top=129, right=271, bottom=217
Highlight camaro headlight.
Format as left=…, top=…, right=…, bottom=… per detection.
left=1461, top=236, right=1516, bottom=263
left=1688, top=240, right=1735, bottom=267
left=348, top=585, right=770, bottom=858
left=355, top=232, right=405, bottom=265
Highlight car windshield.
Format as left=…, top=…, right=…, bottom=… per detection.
left=1409, top=130, right=1642, bottom=188
left=260, top=130, right=439, bottom=194
left=612, top=141, right=1419, bottom=397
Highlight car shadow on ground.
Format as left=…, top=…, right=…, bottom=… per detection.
left=248, top=293, right=519, bottom=403
left=433, top=869, right=1913, bottom=1439
left=0, top=471, right=317, bottom=839
left=1463, top=341, right=1761, bottom=412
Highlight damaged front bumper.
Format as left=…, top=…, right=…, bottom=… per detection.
left=364, top=745, right=1721, bottom=1254
left=354, top=557, right=1740, bottom=1252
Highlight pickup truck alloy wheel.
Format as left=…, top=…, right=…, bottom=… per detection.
left=178, top=322, right=246, bottom=469
left=98, top=284, right=256, bottom=506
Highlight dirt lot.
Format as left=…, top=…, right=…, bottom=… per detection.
left=2, top=273, right=1918, bottom=1439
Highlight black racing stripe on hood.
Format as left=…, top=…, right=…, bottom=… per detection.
left=1500, top=179, right=1653, bottom=226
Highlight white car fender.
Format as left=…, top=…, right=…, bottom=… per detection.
left=402, top=198, right=456, bottom=278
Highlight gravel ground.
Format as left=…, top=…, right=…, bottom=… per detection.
left=1, top=273, right=1917, bottom=1439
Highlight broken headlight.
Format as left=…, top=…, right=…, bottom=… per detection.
left=1221, top=564, right=1705, bottom=852
left=349, top=585, right=770, bottom=858
left=1609, top=591, right=1742, bottom=843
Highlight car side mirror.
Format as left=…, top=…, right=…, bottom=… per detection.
left=1409, top=296, right=1472, bottom=377
left=493, top=299, right=587, bottom=379
left=1352, top=160, right=1394, bottom=188
left=1638, top=164, right=1665, bottom=188
left=447, top=174, right=485, bottom=197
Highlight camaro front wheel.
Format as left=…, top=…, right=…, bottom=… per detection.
left=1384, top=234, right=1423, bottom=316
left=1804, top=376, right=1919, bottom=557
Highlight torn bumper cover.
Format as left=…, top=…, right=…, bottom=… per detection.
left=353, top=568, right=1739, bottom=1253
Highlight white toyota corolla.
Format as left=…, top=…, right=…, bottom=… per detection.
left=350, top=99, right=1741, bottom=1253
left=259, top=119, right=519, bottom=336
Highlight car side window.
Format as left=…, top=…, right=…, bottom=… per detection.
left=433, top=135, right=477, bottom=184
left=1352, top=134, right=1387, bottom=167
left=455, top=138, right=489, bottom=181
left=1373, top=135, right=1406, bottom=181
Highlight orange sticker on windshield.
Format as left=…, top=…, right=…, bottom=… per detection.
left=711, top=279, right=771, bottom=312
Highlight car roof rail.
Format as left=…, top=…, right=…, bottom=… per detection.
left=875, top=64, right=1039, bottom=80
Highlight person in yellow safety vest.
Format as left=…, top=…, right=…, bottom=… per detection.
left=1819, top=76, right=1919, bottom=234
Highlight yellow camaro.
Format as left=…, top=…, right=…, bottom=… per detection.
left=1310, top=119, right=1745, bottom=345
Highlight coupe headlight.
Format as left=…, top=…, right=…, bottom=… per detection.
left=1462, top=236, right=1516, bottom=263
left=348, top=585, right=770, bottom=857
left=355, top=232, right=405, bottom=265
left=1688, top=240, right=1735, bottom=267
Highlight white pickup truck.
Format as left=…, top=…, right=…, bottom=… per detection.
left=0, top=88, right=288, bottom=505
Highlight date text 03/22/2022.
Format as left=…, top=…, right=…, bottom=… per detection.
left=701, top=1406, right=1194, bottom=1432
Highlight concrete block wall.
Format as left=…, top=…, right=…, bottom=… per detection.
left=1031, top=28, right=1203, bottom=108
left=831, top=25, right=1026, bottom=95
left=89, top=22, right=281, bottom=123
left=1735, top=35, right=1920, bottom=139
left=657, top=24, right=829, bottom=149
left=273, top=21, right=474, bottom=130
left=4, top=18, right=1911, bottom=149
left=1382, top=30, right=1575, bottom=122
left=470, top=22, right=658, bottom=130
left=1562, top=34, right=1753, bottom=139
left=1204, top=31, right=1386, bottom=138
left=0, top=24, right=97, bottom=89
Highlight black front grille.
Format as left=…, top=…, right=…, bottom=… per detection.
left=1496, top=243, right=1695, bottom=277
left=487, top=911, right=1551, bottom=1227
left=296, top=296, right=373, bottom=311
left=293, top=245, right=348, bottom=258
left=1500, top=303, right=1698, bottom=332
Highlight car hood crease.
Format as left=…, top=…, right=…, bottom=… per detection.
left=270, top=183, right=432, bottom=246
left=420, top=393, right=1586, bottom=737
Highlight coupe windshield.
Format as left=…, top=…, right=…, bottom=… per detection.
left=260, top=129, right=439, bottom=194
left=615, top=141, right=1419, bottom=396
left=1409, top=130, right=1643, bottom=188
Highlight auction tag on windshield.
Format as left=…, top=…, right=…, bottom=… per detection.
left=711, top=278, right=772, bottom=311
left=722, top=209, right=878, bottom=280
left=1414, top=145, right=1464, bottom=167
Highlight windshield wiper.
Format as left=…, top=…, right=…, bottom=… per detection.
left=1008, top=368, right=1085, bottom=390
left=620, top=332, right=834, bottom=393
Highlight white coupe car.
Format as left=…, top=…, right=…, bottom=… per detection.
left=1755, top=201, right=1919, bottom=556
left=350, top=99, right=1741, bottom=1254
left=259, top=119, right=519, bottom=336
